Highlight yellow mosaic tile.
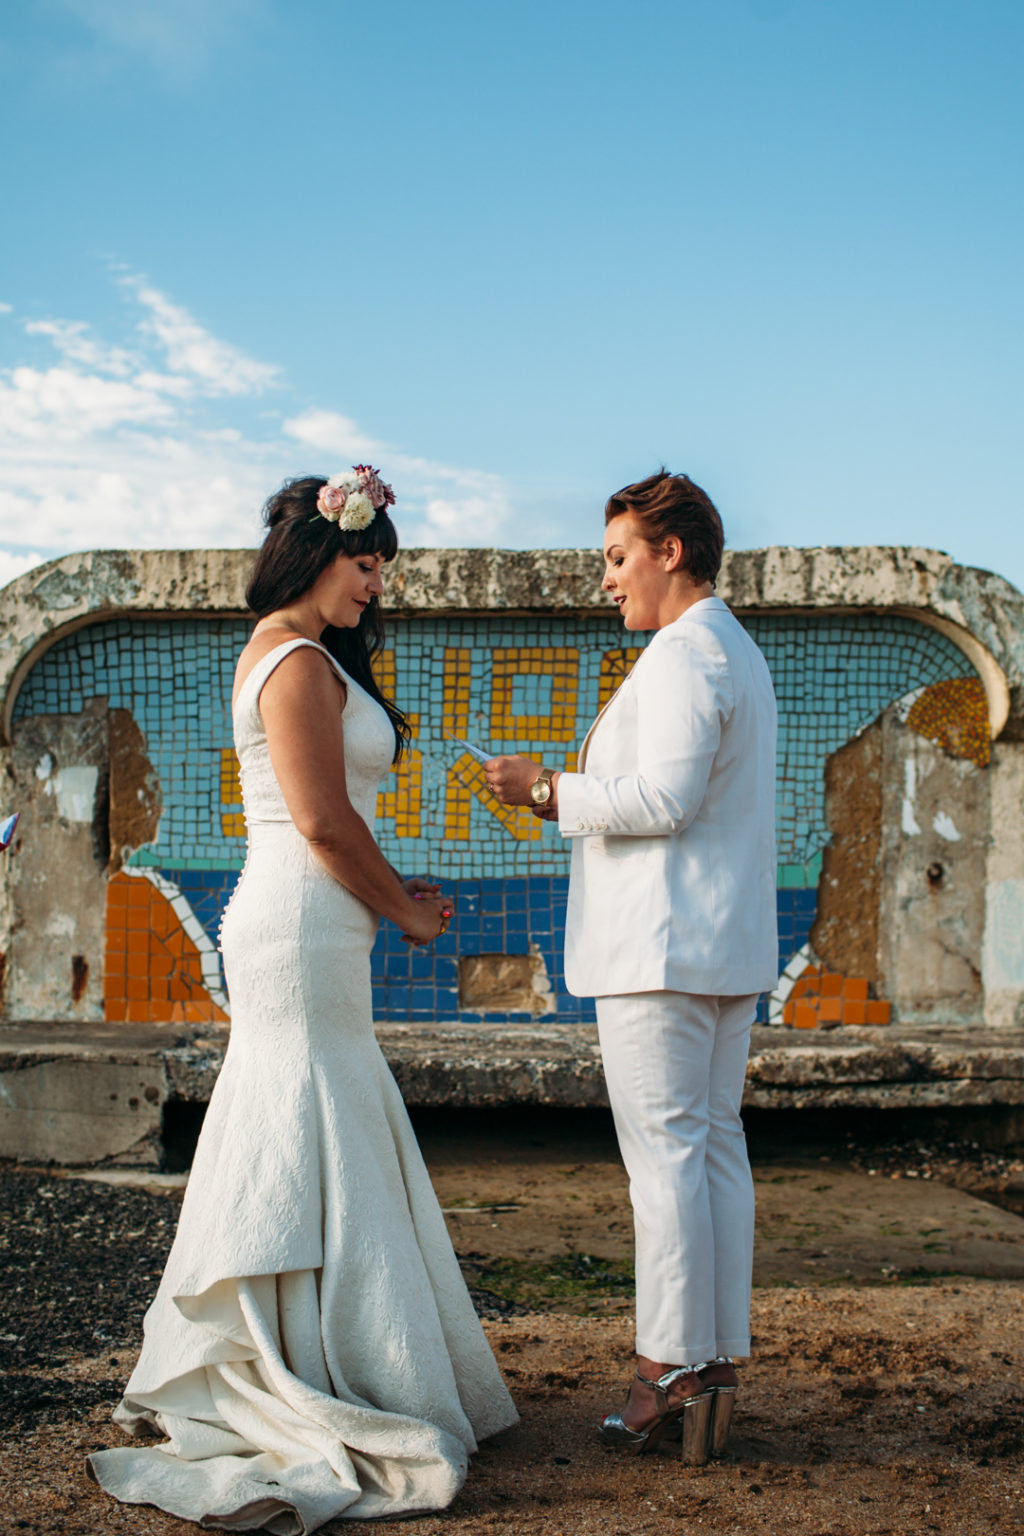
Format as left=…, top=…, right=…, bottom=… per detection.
left=219, top=747, right=245, bottom=838
left=489, top=648, right=579, bottom=742
left=375, top=648, right=423, bottom=835
left=441, top=646, right=473, bottom=737
left=378, top=750, right=423, bottom=838
left=598, top=647, right=645, bottom=709
left=906, top=676, right=990, bottom=767
left=449, top=753, right=543, bottom=841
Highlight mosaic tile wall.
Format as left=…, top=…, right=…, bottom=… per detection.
left=12, top=612, right=981, bottom=1026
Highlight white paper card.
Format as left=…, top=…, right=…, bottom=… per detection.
left=444, top=731, right=493, bottom=765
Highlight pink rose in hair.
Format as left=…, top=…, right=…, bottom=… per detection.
left=317, top=484, right=347, bottom=520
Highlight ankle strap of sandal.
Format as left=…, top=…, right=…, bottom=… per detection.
left=634, top=1363, right=710, bottom=1410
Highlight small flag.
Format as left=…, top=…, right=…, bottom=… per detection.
left=0, top=812, right=20, bottom=850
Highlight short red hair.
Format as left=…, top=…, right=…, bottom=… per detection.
left=605, top=469, right=724, bottom=586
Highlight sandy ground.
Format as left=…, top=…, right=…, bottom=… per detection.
left=3, top=1109, right=1023, bottom=1535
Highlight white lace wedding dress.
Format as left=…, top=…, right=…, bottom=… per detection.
left=89, top=638, right=518, bottom=1532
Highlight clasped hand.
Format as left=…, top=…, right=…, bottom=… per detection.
left=400, top=877, right=453, bottom=946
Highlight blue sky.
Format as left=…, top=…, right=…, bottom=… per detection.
left=1, top=0, right=1021, bottom=589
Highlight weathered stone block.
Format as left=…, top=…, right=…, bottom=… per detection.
left=458, top=951, right=554, bottom=1015
left=5, top=701, right=111, bottom=1022
left=878, top=717, right=988, bottom=1026
left=0, top=1056, right=165, bottom=1164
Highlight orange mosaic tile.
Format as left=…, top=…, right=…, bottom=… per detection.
left=791, top=1001, right=819, bottom=1030
left=906, top=676, right=990, bottom=767
left=104, top=871, right=229, bottom=1026
left=783, top=965, right=891, bottom=1028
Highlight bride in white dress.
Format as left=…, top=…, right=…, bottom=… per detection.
left=89, top=469, right=518, bottom=1532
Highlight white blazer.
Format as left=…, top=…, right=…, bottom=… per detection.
left=557, top=596, right=777, bottom=998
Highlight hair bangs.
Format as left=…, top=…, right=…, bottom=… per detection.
left=338, top=508, right=399, bottom=563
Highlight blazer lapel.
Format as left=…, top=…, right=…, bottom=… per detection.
left=576, top=709, right=607, bottom=772
left=577, top=652, right=644, bottom=770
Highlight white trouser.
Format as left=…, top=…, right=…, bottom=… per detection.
left=595, top=990, right=758, bottom=1365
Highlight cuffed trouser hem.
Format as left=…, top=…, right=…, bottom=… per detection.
left=714, top=1336, right=751, bottom=1359
left=634, top=1334, right=751, bottom=1366
left=635, top=1336, right=717, bottom=1367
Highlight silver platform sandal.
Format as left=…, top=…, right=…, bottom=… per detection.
left=599, top=1367, right=713, bottom=1461
left=701, top=1358, right=738, bottom=1455
left=662, top=1357, right=738, bottom=1456
left=662, top=1358, right=737, bottom=1454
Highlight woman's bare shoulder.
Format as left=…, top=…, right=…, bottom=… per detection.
left=232, top=627, right=344, bottom=708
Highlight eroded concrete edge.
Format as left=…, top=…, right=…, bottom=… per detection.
left=4, top=546, right=1024, bottom=742
left=4, top=1025, right=1024, bottom=1167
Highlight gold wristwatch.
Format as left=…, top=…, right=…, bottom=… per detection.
left=529, top=767, right=555, bottom=806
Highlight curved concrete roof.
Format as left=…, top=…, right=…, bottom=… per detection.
left=2, top=544, right=1022, bottom=743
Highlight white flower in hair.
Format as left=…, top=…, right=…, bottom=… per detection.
left=327, top=472, right=362, bottom=495
left=338, top=491, right=375, bottom=530
left=316, top=466, right=395, bottom=528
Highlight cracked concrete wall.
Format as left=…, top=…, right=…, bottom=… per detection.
left=812, top=720, right=884, bottom=984
left=877, top=715, right=989, bottom=1026
left=0, top=1055, right=166, bottom=1165
left=983, top=743, right=1024, bottom=1026
left=811, top=703, right=1023, bottom=1029
left=3, top=701, right=111, bottom=1022
left=0, top=697, right=164, bottom=1022
left=107, top=707, right=162, bottom=872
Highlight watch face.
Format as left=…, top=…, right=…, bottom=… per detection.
left=530, top=778, right=551, bottom=805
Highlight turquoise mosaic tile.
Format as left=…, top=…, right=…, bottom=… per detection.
left=12, top=610, right=977, bottom=1022
left=745, top=615, right=973, bottom=872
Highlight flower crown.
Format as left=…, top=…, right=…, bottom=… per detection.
left=316, top=465, right=396, bottom=531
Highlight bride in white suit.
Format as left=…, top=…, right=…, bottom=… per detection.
left=487, top=470, right=777, bottom=1462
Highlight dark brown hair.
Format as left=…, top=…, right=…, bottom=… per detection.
left=605, top=468, right=724, bottom=586
left=245, top=476, right=410, bottom=762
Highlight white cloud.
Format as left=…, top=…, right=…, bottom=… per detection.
left=24, top=318, right=137, bottom=375
left=283, top=409, right=388, bottom=461
left=0, top=448, right=273, bottom=553
left=386, top=454, right=513, bottom=547
left=126, top=279, right=280, bottom=396
left=0, top=365, right=176, bottom=441
left=0, top=274, right=516, bottom=565
left=282, top=412, right=513, bottom=546
left=416, top=493, right=512, bottom=546
left=53, top=0, right=263, bottom=75
left=397, top=466, right=513, bottom=547
left=0, top=282, right=281, bottom=553
left=133, top=368, right=193, bottom=399
left=0, top=303, right=13, bottom=315
left=0, top=549, right=47, bottom=589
